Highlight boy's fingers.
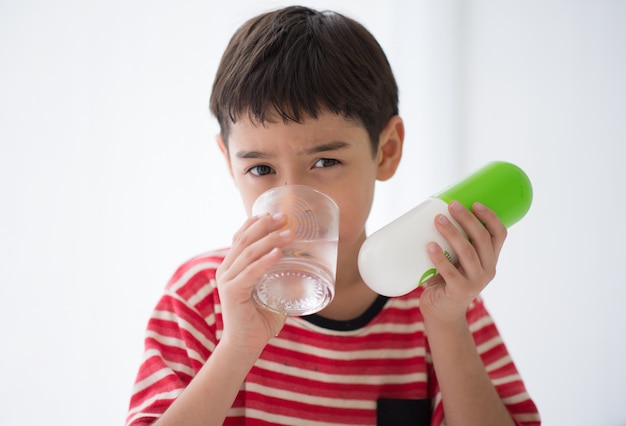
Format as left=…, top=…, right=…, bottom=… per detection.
left=445, top=201, right=506, bottom=273
left=218, top=214, right=293, bottom=284
left=472, top=202, right=507, bottom=258
left=219, top=246, right=283, bottom=298
left=434, top=208, right=481, bottom=272
left=427, top=241, right=461, bottom=281
left=226, top=229, right=292, bottom=282
left=431, top=201, right=507, bottom=288
left=223, top=214, right=285, bottom=261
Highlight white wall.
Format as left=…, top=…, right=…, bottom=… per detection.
left=464, top=2, right=626, bottom=425
left=0, top=1, right=624, bottom=425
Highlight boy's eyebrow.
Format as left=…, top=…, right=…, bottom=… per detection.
left=234, top=141, right=351, bottom=159
left=234, top=150, right=272, bottom=159
left=301, top=141, right=351, bottom=155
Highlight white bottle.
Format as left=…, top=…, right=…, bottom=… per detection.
left=358, top=161, right=533, bottom=297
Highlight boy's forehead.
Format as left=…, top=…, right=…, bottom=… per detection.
left=227, top=112, right=369, bottom=154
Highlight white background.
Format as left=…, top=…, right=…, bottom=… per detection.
left=1, top=1, right=625, bottom=425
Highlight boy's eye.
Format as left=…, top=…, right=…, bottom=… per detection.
left=314, top=158, right=340, bottom=168
left=248, top=165, right=274, bottom=176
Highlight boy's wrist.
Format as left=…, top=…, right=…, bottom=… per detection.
left=423, top=312, right=469, bottom=336
left=217, top=334, right=267, bottom=364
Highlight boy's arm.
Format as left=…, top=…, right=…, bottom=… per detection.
left=154, top=213, right=293, bottom=426
left=421, top=201, right=516, bottom=426
left=425, top=316, right=516, bottom=426
left=154, top=340, right=261, bottom=426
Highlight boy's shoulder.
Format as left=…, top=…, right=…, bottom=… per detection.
left=164, top=248, right=229, bottom=297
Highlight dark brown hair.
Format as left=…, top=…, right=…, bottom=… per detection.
left=209, top=6, right=399, bottom=154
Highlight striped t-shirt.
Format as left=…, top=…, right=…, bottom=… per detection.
left=127, top=250, right=540, bottom=425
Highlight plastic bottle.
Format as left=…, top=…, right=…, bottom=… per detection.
left=358, top=161, right=533, bottom=297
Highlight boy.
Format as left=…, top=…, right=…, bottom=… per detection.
left=127, top=6, right=540, bottom=425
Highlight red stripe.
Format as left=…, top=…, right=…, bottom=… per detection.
left=261, top=344, right=427, bottom=377
left=242, top=390, right=373, bottom=424
left=166, top=252, right=224, bottom=287
left=248, top=365, right=428, bottom=400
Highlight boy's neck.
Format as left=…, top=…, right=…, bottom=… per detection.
left=316, top=233, right=380, bottom=321
left=318, top=281, right=379, bottom=322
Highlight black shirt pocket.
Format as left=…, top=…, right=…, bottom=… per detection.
left=376, top=398, right=431, bottom=426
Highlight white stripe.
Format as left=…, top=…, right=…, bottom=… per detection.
left=502, top=391, right=534, bottom=405
left=132, top=365, right=182, bottom=394
left=476, top=335, right=504, bottom=354
left=289, top=316, right=425, bottom=337
left=186, top=277, right=216, bottom=307
left=270, top=334, right=426, bottom=361
left=234, top=407, right=371, bottom=426
left=126, top=389, right=181, bottom=424
left=468, top=313, right=495, bottom=332
left=492, top=373, right=523, bottom=387
left=387, top=296, right=422, bottom=309
left=162, top=284, right=218, bottom=327
left=165, top=284, right=216, bottom=319
left=151, top=308, right=217, bottom=353
left=255, top=358, right=426, bottom=385
left=484, top=354, right=513, bottom=373
left=141, top=348, right=195, bottom=378
left=246, top=381, right=375, bottom=409
left=204, top=311, right=217, bottom=327
left=167, top=258, right=222, bottom=293
left=145, top=330, right=205, bottom=364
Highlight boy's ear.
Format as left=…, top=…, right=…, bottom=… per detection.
left=376, top=116, right=404, bottom=181
left=216, top=134, right=234, bottom=179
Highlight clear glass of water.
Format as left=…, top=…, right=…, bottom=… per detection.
left=251, top=185, right=339, bottom=316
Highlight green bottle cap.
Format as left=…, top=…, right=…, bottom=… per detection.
left=435, top=161, right=533, bottom=228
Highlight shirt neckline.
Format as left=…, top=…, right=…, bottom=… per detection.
left=299, top=295, right=390, bottom=331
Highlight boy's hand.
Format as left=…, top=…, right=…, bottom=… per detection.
left=215, top=213, right=294, bottom=356
left=420, top=201, right=507, bottom=326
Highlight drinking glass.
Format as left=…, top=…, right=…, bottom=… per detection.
left=251, top=185, right=339, bottom=316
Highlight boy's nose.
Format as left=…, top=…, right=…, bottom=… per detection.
left=281, top=174, right=309, bottom=187
left=282, top=180, right=312, bottom=187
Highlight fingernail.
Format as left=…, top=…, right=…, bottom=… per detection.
left=474, top=202, right=486, bottom=211
left=279, top=229, right=291, bottom=237
left=273, top=213, right=285, bottom=221
left=428, top=242, right=439, bottom=253
left=270, top=247, right=281, bottom=256
left=437, top=214, right=449, bottom=225
left=450, top=201, right=462, bottom=211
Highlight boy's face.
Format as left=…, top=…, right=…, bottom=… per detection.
left=218, top=111, right=402, bottom=252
